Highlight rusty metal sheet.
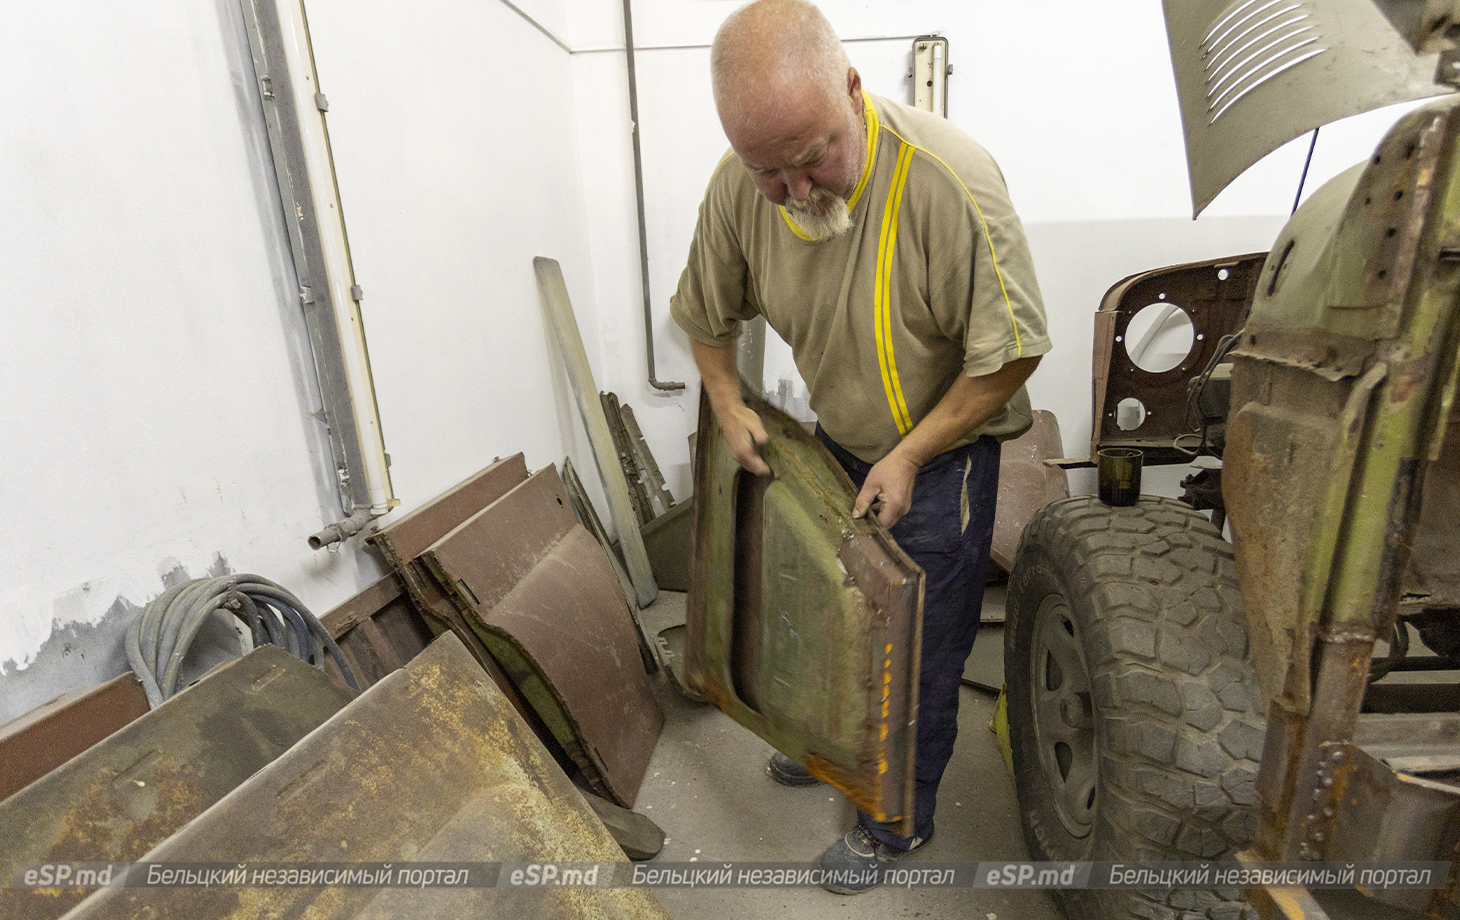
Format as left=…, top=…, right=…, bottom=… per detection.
left=421, top=467, right=663, bottom=808
left=1308, top=742, right=1460, bottom=917
left=1090, top=254, right=1265, bottom=464
left=603, top=391, right=655, bottom=526
left=687, top=389, right=922, bottom=833
left=58, top=634, right=672, bottom=920
left=1228, top=100, right=1460, bottom=715
left=1402, top=393, right=1460, bottom=612
left=563, top=456, right=638, bottom=609
left=0, top=673, right=150, bottom=804
left=318, top=573, right=436, bottom=691
left=0, top=647, right=355, bottom=920
left=619, top=401, right=675, bottom=517
left=366, top=454, right=545, bottom=730
left=369, top=453, right=529, bottom=561
left=560, top=457, right=659, bottom=674
left=1355, top=712, right=1460, bottom=774
left=990, top=409, right=1069, bottom=572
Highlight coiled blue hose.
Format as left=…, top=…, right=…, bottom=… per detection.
left=125, top=574, right=358, bottom=707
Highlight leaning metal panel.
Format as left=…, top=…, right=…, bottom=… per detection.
left=0, top=647, right=355, bottom=920
left=421, top=468, right=664, bottom=808
left=1163, top=0, right=1450, bottom=215
left=686, top=389, right=923, bottom=834
left=317, top=573, right=436, bottom=691
left=0, top=672, right=150, bottom=803
left=58, top=634, right=672, bottom=920
left=990, top=409, right=1069, bottom=572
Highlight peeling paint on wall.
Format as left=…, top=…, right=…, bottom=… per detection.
left=0, top=556, right=248, bottom=725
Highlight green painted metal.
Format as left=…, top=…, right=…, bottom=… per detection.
left=1228, top=97, right=1460, bottom=714
left=686, top=390, right=923, bottom=833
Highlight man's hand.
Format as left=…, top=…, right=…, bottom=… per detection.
left=718, top=402, right=771, bottom=476
left=853, top=452, right=919, bottom=528
left=690, top=338, right=773, bottom=476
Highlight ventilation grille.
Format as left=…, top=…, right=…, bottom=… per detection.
left=1203, top=0, right=1327, bottom=123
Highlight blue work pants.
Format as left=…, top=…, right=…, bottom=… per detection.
left=816, top=426, right=1001, bottom=850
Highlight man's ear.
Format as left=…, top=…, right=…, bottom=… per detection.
left=847, top=67, right=862, bottom=99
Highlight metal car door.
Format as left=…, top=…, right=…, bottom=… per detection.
left=686, top=390, right=923, bottom=834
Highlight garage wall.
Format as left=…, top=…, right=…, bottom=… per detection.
left=0, top=0, right=602, bottom=721
left=566, top=0, right=1424, bottom=498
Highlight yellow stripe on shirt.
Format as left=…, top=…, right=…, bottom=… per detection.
left=881, top=127, right=1025, bottom=356
left=874, top=143, right=916, bottom=437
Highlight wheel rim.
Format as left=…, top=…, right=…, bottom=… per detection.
left=1029, top=594, right=1098, bottom=839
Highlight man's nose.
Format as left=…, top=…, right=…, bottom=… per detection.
left=783, top=170, right=814, bottom=202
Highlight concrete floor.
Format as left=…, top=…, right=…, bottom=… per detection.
left=632, top=590, right=1065, bottom=920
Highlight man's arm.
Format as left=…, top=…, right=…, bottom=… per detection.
left=691, top=338, right=771, bottom=476
left=854, top=355, right=1041, bottom=527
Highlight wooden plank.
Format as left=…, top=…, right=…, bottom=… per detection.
left=535, top=257, right=658, bottom=607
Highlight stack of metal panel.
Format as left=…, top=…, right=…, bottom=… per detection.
left=369, top=456, right=663, bottom=808
left=49, top=635, right=671, bottom=919
left=0, top=647, right=357, bottom=920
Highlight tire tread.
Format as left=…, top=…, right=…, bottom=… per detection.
left=1007, top=496, right=1262, bottom=920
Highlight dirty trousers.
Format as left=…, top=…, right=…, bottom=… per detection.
left=816, top=426, right=1001, bottom=850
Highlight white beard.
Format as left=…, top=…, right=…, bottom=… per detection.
left=786, top=186, right=853, bottom=241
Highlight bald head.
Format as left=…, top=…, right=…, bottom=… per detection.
left=711, top=0, right=852, bottom=137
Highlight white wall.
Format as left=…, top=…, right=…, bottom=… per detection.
left=0, top=0, right=602, bottom=721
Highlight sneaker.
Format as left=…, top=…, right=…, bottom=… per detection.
left=766, top=751, right=824, bottom=787
left=817, top=824, right=932, bottom=895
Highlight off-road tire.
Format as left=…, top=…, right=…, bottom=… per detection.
left=1006, top=496, right=1264, bottom=920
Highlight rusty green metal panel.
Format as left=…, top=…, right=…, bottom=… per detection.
left=58, top=634, right=670, bottom=920
left=686, top=390, right=923, bottom=833
left=1227, top=96, right=1460, bottom=715
left=0, top=646, right=356, bottom=920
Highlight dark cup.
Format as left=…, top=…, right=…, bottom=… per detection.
left=1097, top=448, right=1142, bottom=507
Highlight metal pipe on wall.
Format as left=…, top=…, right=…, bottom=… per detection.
left=623, top=0, right=684, bottom=392
left=240, top=0, right=398, bottom=548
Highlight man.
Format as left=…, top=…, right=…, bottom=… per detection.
left=670, top=0, right=1050, bottom=893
